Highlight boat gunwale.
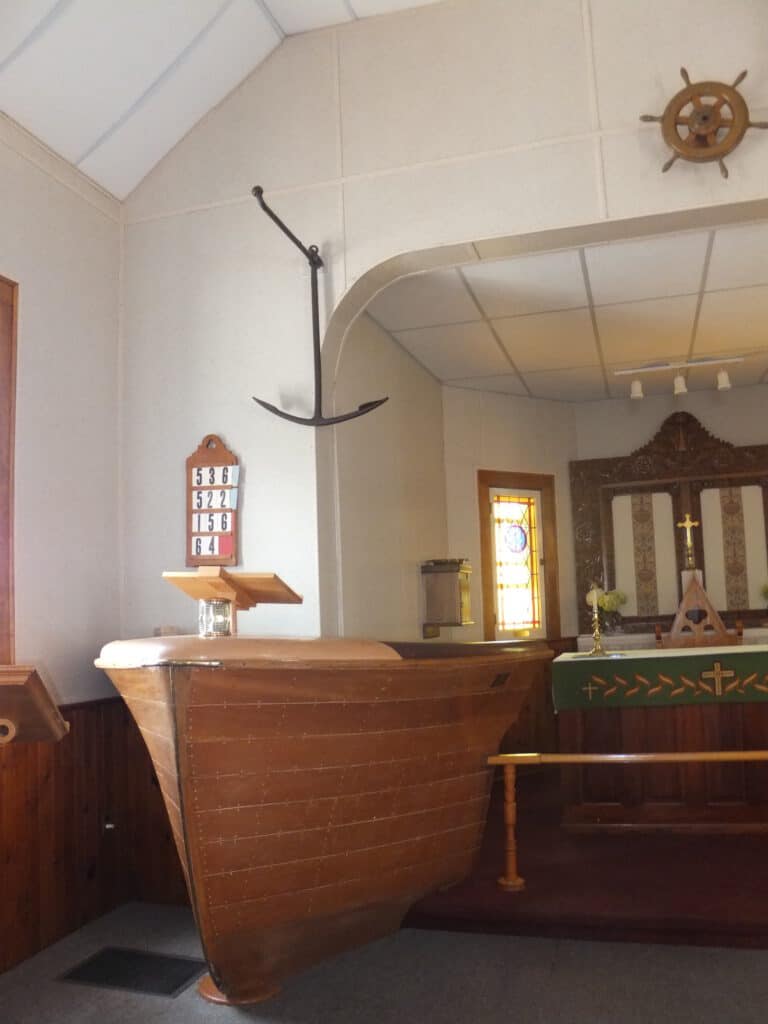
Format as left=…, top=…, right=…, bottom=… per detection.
left=96, top=648, right=553, bottom=673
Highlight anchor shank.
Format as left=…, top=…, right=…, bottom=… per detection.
left=310, top=260, right=323, bottom=421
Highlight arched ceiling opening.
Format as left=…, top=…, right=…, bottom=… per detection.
left=325, top=196, right=768, bottom=410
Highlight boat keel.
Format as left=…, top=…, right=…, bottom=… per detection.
left=197, top=973, right=281, bottom=1005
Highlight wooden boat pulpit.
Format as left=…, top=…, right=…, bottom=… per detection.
left=0, top=666, right=69, bottom=746
left=96, top=572, right=553, bottom=1006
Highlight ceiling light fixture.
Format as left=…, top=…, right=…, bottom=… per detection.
left=717, top=369, right=732, bottom=391
left=630, top=379, right=644, bottom=400
left=613, top=355, right=745, bottom=377
left=673, top=374, right=688, bottom=396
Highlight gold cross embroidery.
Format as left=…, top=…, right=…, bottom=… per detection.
left=701, top=661, right=735, bottom=698
left=582, top=680, right=599, bottom=701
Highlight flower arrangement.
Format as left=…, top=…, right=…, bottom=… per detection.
left=598, top=589, right=627, bottom=613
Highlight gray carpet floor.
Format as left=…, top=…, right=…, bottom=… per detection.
left=1, top=903, right=767, bottom=1023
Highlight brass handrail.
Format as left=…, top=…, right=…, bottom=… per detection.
left=488, top=749, right=768, bottom=892
left=489, top=750, right=768, bottom=766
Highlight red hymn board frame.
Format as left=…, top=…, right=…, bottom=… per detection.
left=186, top=434, right=240, bottom=567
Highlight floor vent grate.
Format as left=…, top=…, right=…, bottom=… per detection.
left=60, top=947, right=206, bottom=998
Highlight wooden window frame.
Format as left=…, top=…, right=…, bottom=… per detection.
left=478, top=470, right=561, bottom=643
left=0, top=276, right=16, bottom=662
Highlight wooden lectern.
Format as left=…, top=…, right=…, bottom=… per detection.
left=163, top=566, right=302, bottom=636
left=0, top=666, right=69, bottom=745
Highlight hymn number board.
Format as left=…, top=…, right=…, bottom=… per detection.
left=186, top=435, right=240, bottom=567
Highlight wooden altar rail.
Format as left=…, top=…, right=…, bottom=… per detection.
left=487, top=750, right=768, bottom=893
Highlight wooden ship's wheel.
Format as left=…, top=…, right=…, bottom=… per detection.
left=641, top=68, right=768, bottom=178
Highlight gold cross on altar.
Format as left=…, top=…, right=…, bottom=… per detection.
left=676, top=512, right=700, bottom=569
left=676, top=512, right=699, bottom=547
left=701, top=661, right=735, bottom=698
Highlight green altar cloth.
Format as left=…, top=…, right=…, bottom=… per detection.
left=552, top=645, right=768, bottom=711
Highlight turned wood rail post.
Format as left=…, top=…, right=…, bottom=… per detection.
left=488, top=750, right=768, bottom=893
left=498, top=764, right=525, bottom=892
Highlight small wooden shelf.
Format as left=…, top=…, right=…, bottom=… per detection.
left=163, top=566, right=303, bottom=611
left=0, top=666, right=69, bottom=745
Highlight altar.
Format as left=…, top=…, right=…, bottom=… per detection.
left=554, top=645, right=768, bottom=831
left=576, top=629, right=768, bottom=652
left=558, top=412, right=768, bottom=831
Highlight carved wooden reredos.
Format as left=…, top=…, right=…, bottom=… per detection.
left=571, top=412, right=768, bottom=634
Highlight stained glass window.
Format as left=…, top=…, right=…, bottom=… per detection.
left=492, top=492, right=542, bottom=633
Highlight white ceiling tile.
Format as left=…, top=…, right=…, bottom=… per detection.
left=264, top=0, right=352, bottom=34
left=586, top=232, right=709, bottom=306
left=367, top=270, right=479, bottom=331
left=596, top=294, right=698, bottom=364
left=494, top=308, right=598, bottom=372
left=445, top=374, right=528, bottom=397
left=349, top=0, right=443, bottom=15
left=524, top=367, right=607, bottom=403
left=695, top=286, right=768, bottom=354
left=0, top=0, right=224, bottom=165
left=462, top=250, right=587, bottom=318
left=707, top=221, right=768, bottom=291
left=0, top=0, right=60, bottom=67
left=606, top=356, right=688, bottom=398
left=79, top=0, right=280, bottom=198
left=395, top=322, right=512, bottom=381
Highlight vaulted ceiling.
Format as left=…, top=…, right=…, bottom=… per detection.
left=367, top=221, right=768, bottom=402
left=0, top=0, right=443, bottom=198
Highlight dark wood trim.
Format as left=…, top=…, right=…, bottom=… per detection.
left=477, top=470, right=561, bottom=643
left=0, top=276, right=16, bottom=662
left=0, top=698, right=188, bottom=975
left=58, top=695, right=122, bottom=712
left=570, top=412, right=768, bottom=633
left=557, top=702, right=768, bottom=832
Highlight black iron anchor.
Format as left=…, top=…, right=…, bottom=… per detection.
left=251, top=185, right=388, bottom=427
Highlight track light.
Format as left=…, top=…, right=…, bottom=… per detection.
left=717, top=369, right=731, bottom=391
left=673, top=374, right=687, bottom=396
left=630, top=379, right=644, bottom=400
left=614, top=355, right=745, bottom=377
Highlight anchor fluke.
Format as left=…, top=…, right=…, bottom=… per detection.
left=252, top=395, right=388, bottom=427
left=251, top=186, right=388, bottom=428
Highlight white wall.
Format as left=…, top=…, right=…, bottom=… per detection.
left=0, top=115, right=120, bottom=702
left=574, top=387, right=768, bottom=458
left=442, top=386, right=579, bottom=639
left=334, top=315, right=447, bottom=639
left=121, top=0, right=768, bottom=645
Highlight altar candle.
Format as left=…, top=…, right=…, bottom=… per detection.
left=586, top=586, right=602, bottom=613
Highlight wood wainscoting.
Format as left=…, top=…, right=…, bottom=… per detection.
left=0, top=696, right=188, bottom=974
